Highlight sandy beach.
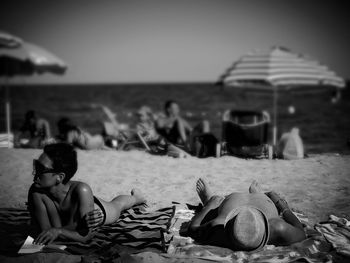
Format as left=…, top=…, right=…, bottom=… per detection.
left=0, top=148, right=349, bottom=225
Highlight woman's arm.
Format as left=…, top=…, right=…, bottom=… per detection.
left=266, top=191, right=306, bottom=245
left=269, top=217, right=306, bottom=246
left=28, top=185, right=62, bottom=231
left=42, top=119, right=51, bottom=139
left=281, top=208, right=304, bottom=230
left=34, top=226, right=96, bottom=244
left=188, top=196, right=224, bottom=240
left=266, top=191, right=304, bottom=230
left=34, top=183, right=96, bottom=244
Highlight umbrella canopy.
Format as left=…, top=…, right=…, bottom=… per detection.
left=0, top=31, right=22, bottom=48
left=0, top=31, right=67, bottom=147
left=220, top=46, right=345, bottom=89
left=0, top=42, right=67, bottom=76
left=219, top=46, right=346, bottom=145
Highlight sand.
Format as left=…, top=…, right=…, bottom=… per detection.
left=0, top=148, right=349, bottom=225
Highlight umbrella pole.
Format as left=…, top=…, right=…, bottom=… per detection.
left=5, top=84, right=11, bottom=148
left=273, top=86, right=278, bottom=146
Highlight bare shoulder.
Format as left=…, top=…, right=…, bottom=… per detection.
left=268, top=217, right=286, bottom=231
left=155, top=114, right=168, bottom=127
left=70, top=181, right=93, bottom=197
left=269, top=217, right=283, bottom=222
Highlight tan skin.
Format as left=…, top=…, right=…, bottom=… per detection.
left=187, top=179, right=306, bottom=249
left=28, top=153, right=146, bottom=245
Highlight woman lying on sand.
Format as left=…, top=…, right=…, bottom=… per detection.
left=27, top=143, right=146, bottom=244
left=187, top=178, right=306, bottom=251
left=56, top=117, right=110, bottom=150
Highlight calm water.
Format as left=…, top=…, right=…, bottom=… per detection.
left=1, top=83, right=349, bottom=154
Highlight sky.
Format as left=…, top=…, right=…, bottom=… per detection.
left=1, top=0, right=349, bottom=84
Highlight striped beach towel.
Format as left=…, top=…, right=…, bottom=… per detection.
left=0, top=205, right=175, bottom=256
left=0, top=208, right=31, bottom=254
left=67, top=205, right=175, bottom=255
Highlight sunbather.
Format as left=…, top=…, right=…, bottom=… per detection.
left=133, top=105, right=190, bottom=157
left=155, top=100, right=210, bottom=154
left=27, top=143, right=146, bottom=244
left=56, top=117, right=108, bottom=150
left=187, top=178, right=306, bottom=251
left=14, top=110, right=52, bottom=148
left=135, top=105, right=160, bottom=142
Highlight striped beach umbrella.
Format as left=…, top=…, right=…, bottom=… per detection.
left=0, top=31, right=67, bottom=147
left=0, top=43, right=67, bottom=76
left=219, top=46, right=346, bottom=145
left=0, top=31, right=22, bottom=48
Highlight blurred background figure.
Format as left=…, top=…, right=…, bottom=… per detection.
left=135, top=105, right=159, bottom=142
left=14, top=110, right=52, bottom=148
left=56, top=117, right=107, bottom=150
left=156, top=100, right=210, bottom=154
left=116, top=105, right=161, bottom=151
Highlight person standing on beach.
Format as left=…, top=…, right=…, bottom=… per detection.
left=27, top=143, right=146, bottom=244
left=187, top=178, right=306, bottom=251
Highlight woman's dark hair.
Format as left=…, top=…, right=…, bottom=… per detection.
left=21, top=110, right=37, bottom=135
left=164, top=100, right=176, bottom=110
left=43, top=143, right=78, bottom=184
left=25, top=110, right=36, bottom=121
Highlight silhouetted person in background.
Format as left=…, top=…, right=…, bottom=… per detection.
left=15, top=110, right=52, bottom=148
left=156, top=100, right=210, bottom=154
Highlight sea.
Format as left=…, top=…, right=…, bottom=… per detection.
left=1, top=82, right=349, bottom=154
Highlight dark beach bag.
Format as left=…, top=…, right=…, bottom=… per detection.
left=194, top=133, right=219, bottom=158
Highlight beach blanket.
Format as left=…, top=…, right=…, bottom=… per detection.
left=165, top=206, right=336, bottom=263
left=0, top=205, right=175, bottom=262
left=315, top=215, right=350, bottom=258
left=2, top=206, right=349, bottom=263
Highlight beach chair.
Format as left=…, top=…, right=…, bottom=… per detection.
left=90, top=103, right=146, bottom=150
left=218, top=109, right=272, bottom=159
left=117, top=131, right=151, bottom=151
left=101, top=123, right=151, bottom=151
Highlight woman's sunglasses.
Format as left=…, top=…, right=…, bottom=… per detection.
left=33, top=159, right=57, bottom=176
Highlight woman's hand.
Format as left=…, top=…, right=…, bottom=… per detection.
left=83, top=209, right=104, bottom=229
left=34, top=228, right=61, bottom=245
